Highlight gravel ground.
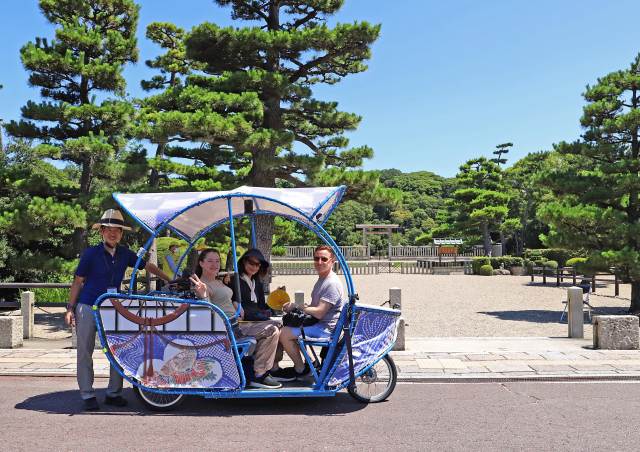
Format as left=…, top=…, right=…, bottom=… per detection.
left=29, top=274, right=633, bottom=340
left=272, top=274, right=633, bottom=337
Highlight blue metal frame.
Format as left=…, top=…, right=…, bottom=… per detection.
left=92, top=292, right=248, bottom=395
left=98, top=186, right=399, bottom=400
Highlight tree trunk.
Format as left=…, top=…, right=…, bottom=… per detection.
left=482, top=222, right=492, bottom=256
left=149, top=142, right=166, bottom=189
left=630, top=281, right=640, bottom=313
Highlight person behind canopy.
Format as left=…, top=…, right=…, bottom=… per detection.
left=189, top=248, right=282, bottom=389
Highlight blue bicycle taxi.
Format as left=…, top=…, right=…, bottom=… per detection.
left=94, top=186, right=401, bottom=410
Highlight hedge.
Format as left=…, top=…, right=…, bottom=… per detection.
left=524, top=249, right=583, bottom=267
left=472, top=256, right=523, bottom=274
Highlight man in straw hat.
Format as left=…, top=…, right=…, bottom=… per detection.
left=64, top=209, right=171, bottom=411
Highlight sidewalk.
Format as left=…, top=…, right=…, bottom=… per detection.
left=1, top=336, right=639, bottom=382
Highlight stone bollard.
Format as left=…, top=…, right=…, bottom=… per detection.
left=567, top=286, right=584, bottom=338
left=294, top=291, right=305, bottom=308
left=593, top=315, right=640, bottom=350
left=0, top=312, right=23, bottom=348
left=390, top=287, right=405, bottom=351
left=21, top=291, right=34, bottom=340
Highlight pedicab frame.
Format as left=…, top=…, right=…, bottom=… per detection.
left=93, top=185, right=400, bottom=408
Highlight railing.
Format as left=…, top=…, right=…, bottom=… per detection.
left=529, top=266, right=622, bottom=296
left=0, top=277, right=159, bottom=305
left=272, top=245, right=370, bottom=260
left=271, top=261, right=471, bottom=276
left=387, top=245, right=485, bottom=259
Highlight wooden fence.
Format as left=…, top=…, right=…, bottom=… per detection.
left=529, top=266, right=622, bottom=296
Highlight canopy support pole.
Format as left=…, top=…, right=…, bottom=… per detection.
left=250, top=215, right=257, bottom=249
left=227, top=198, right=243, bottom=316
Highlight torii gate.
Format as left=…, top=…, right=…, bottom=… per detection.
left=355, top=224, right=400, bottom=246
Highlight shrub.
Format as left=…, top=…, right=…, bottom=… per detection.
left=472, top=257, right=490, bottom=274
left=543, top=260, right=558, bottom=275
left=565, top=257, right=587, bottom=268
left=477, top=264, right=493, bottom=276
left=489, top=256, right=524, bottom=269
left=271, top=245, right=286, bottom=256
left=524, top=249, right=582, bottom=267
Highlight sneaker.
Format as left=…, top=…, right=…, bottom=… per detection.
left=248, top=374, right=283, bottom=389
left=83, top=397, right=100, bottom=411
left=270, top=367, right=298, bottom=382
left=296, top=363, right=312, bottom=381
left=104, top=395, right=128, bottom=407
left=271, top=364, right=311, bottom=382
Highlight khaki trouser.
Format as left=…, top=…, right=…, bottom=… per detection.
left=238, top=320, right=281, bottom=376
left=75, top=303, right=123, bottom=400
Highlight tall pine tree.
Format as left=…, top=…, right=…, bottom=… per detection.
left=538, top=53, right=640, bottom=312
left=170, top=0, right=380, bottom=257
left=6, top=0, right=139, bottom=253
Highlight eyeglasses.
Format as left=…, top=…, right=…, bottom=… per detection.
left=313, top=256, right=331, bottom=263
left=246, top=259, right=261, bottom=267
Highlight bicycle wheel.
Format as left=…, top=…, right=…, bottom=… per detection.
left=134, top=386, right=185, bottom=411
left=347, top=354, right=397, bottom=403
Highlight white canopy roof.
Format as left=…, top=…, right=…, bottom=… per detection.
left=114, top=185, right=346, bottom=241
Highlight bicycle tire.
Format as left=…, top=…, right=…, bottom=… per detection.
left=347, top=354, right=397, bottom=403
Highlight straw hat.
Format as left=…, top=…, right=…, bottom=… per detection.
left=92, top=209, right=132, bottom=231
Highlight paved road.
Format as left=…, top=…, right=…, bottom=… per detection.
left=3, top=377, right=640, bottom=451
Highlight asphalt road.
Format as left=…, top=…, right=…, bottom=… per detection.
left=3, top=377, right=640, bottom=451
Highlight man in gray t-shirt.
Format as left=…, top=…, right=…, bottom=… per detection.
left=271, top=245, right=346, bottom=382
left=310, top=270, right=345, bottom=333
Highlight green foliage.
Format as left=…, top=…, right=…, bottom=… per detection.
left=524, top=249, right=580, bottom=267
left=536, top=53, right=640, bottom=311
left=488, top=256, right=524, bottom=270
left=5, top=0, right=141, bottom=257
left=477, top=264, right=494, bottom=276
left=441, top=157, right=516, bottom=255
left=472, top=257, right=491, bottom=274
left=565, top=257, right=587, bottom=267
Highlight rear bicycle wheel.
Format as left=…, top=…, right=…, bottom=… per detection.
left=134, top=386, right=185, bottom=411
left=347, top=354, right=397, bottom=403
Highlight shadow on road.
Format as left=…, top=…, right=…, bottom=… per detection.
left=15, top=388, right=369, bottom=416
left=478, top=307, right=628, bottom=324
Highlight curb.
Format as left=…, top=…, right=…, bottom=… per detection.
left=3, top=370, right=640, bottom=383
left=398, top=373, right=640, bottom=383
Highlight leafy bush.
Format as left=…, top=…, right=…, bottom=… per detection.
left=543, top=260, right=558, bottom=274
left=32, top=288, right=68, bottom=304
left=472, top=257, right=490, bottom=274
left=489, top=256, right=524, bottom=269
left=524, top=249, right=582, bottom=267
left=271, top=245, right=286, bottom=256
left=477, top=264, right=493, bottom=276
left=565, top=257, right=587, bottom=267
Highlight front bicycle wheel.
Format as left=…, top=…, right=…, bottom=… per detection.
left=347, top=354, right=397, bottom=403
left=134, top=386, right=185, bottom=411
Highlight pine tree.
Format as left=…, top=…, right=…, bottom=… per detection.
left=171, top=0, right=380, bottom=257
left=5, top=0, right=139, bottom=253
left=446, top=157, right=509, bottom=256
left=538, top=53, right=640, bottom=312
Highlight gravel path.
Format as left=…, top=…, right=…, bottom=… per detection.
left=272, top=274, right=633, bottom=337
left=30, top=274, right=633, bottom=340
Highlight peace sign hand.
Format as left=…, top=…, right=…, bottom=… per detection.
left=189, top=274, right=207, bottom=299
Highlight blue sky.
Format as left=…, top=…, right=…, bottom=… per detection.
left=2, top=0, right=640, bottom=177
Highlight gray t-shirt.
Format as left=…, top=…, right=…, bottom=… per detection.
left=310, top=271, right=345, bottom=332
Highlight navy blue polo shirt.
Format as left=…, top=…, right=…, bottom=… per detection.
left=75, top=243, right=146, bottom=305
